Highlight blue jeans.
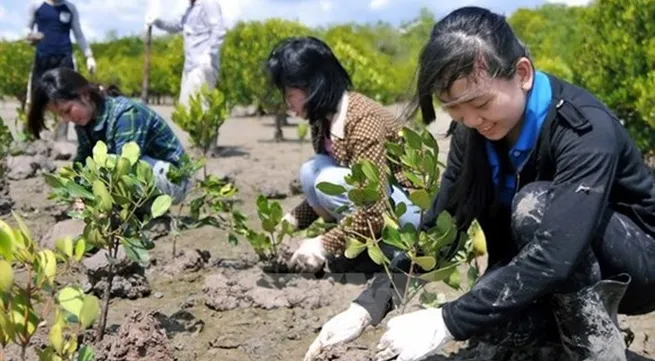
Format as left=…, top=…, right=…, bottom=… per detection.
left=299, top=154, right=422, bottom=227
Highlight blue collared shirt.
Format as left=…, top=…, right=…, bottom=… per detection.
left=486, top=71, right=552, bottom=206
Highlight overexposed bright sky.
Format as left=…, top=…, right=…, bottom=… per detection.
left=0, top=0, right=590, bottom=41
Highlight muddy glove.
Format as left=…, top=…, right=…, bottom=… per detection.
left=375, top=307, right=453, bottom=361
left=304, top=302, right=373, bottom=361
left=289, top=236, right=326, bottom=273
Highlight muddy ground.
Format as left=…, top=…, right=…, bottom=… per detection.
left=0, top=100, right=653, bottom=361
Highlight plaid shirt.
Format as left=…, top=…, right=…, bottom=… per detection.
left=74, top=96, right=185, bottom=167
left=291, top=91, right=414, bottom=256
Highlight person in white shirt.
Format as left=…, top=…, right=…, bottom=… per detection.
left=146, top=0, right=226, bottom=108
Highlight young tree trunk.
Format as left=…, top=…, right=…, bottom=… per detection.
left=140, top=25, right=153, bottom=104
left=96, top=243, right=118, bottom=341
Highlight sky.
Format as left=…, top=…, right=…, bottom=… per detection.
left=0, top=0, right=590, bottom=42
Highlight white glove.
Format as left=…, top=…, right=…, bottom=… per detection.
left=375, top=307, right=454, bottom=361
left=280, top=212, right=299, bottom=232
left=289, top=236, right=327, bottom=273
left=86, top=57, right=96, bottom=74
left=304, top=303, right=373, bottom=361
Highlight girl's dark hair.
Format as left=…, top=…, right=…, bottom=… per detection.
left=27, top=67, right=121, bottom=139
left=265, top=36, right=352, bottom=125
left=412, top=6, right=530, bottom=228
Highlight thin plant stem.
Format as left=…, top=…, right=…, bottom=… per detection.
left=96, top=239, right=119, bottom=342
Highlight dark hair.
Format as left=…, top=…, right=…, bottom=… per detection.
left=265, top=36, right=352, bottom=125
left=27, top=67, right=121, bottom=139
left=412, top=6, right=530, bottom=228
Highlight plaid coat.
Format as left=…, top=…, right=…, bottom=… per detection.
left=291, top=91, right=413, bottom=255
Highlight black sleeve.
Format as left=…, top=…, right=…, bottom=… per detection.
left=441, top=107, right=620, bottom=340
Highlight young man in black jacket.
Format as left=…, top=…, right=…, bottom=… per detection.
left=303, top=6, right=655, bottom=361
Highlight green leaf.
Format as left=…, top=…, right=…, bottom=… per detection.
left=468, top=219, right=487, bottom=256
left=348, top=188, right=379, bottom=206
left=114, top=157, right=131, bottom=178
left=367, top=245, right=388, bottom=265
left=381, top=225, right=406, bottom=250
left=409, top=190, right=432, bottom=210
left=11, top=304, right=39, bottom=341
left=74, top=238, right=86, bottom=261
left=0, top=260, right=13, bottom=291
left=79, top=295, right=100, bottom=329
left=382, top=212, right=399, bottom=230
left=0, top=311, right=13, bottom=346
left=49, top=322, right=64, bottom=354
left=421, top=153, right=436, bottom=177
left=261, top=218, right=276, bottom=233
left=421, top=130, right=438, bottom=151
left=361, top=161, right=380, bottom=183
left=297, top=122, right=309, bottom=140
left=467, top=266, right=480, bottom=290
left=394, top=202, right=407, bottom=218
left=344, top=238, right=366, bottom=259
left=121, top=142, right=141, bottom=165
left=65, top=181, right=94, bottom=200
left=92, top=180, right=113, bottom=211
left=151, top=195, right=172, bottom=218
left=414, top=256, right=436, bottom=271
left=55, top=237, right=73, bottom=257
left=401, top=127, right=422, bottom=149
left=316, top=182, right=347, bottom=196
left=92, top=141, right=108, bottom=166
left=334, top=204, right=350, bottom=215
left=39, top=249, right=57, bottom=283
left=43, top=173, right=64, bottom=189
left=385, top=142, right=404, bottom=157
left=0, top=225, right=15, bottom=261
left=402, top=171, right=424, bottom=188
left=418, top=262, right=460, bottom=282
left=136, top=160, right=154, bottom=185
left=12, top=212, right=32, bottom=247
left=445, top=267, right=461, bottom=290
left=57, top=286, right=85, bottom=318
left=399, top=223, right=418, bottom=247
left=77, top=345, right=95, bottom=361
left=123, top=243, right=150, bottom=266
left=256, top=195, right=269, bottom=214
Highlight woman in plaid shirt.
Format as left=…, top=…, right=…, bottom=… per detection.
left=266, top=36, right=423, bottom=272
left=26, top=67, right=190, bottom=205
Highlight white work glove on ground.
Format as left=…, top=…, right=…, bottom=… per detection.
left=86, top=57, right=96, bottom=74
left=289, top=236, right=327, bottom=273
left=375, top=307, right=454, bottom=361
left=304, top=302, right=373, bottom=361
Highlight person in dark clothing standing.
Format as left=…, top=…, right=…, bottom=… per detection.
left=306, top=6, right=655, bottom=361
left=25, top=0, right=96, bottom=138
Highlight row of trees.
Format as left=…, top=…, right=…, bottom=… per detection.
left=0, top=2, right=653, bottom=153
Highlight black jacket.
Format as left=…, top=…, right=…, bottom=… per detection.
left=425, top=74, right=655, bottom=340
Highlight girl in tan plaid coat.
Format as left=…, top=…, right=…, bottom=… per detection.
left=266, top=36, right=423, bottom=358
